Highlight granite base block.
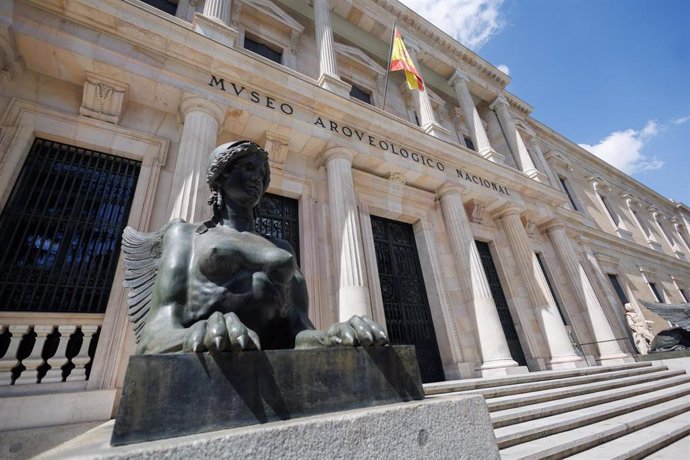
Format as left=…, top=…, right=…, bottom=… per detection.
left=41, top=394, right=499, bottom=460
left=111, top=346, right=424, bottom=446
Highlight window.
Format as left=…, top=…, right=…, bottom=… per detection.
left=244, top=36, right=282, bottom=64
left=0, top=138, right=141, bottom=313
left=463, top=136, right=476, bottom=151
left=141, top=0, right=177, bottom=15
left=607, top=274, right=629, bottom=305
left=632, top=209, right=652, bottom=238
left=559, top=176, right=579, bottom=211
left=679, top=288, right=688, bottom=303
left=598, top=193, right=620, bottom=226
left=349, top=84, right=371, bottom=105
left=648, top=282, right=664, bottom=303
left=535, top=253, right=567, bottom=324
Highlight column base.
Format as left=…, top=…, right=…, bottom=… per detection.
left=479, top=148, right=505, bottom=164
left=476, top=358, right=526, bottom=377
left=422, top=121, right=452, bottom=141
left=525, top=168, right=548, bottom=183
left=193, top=13, right=238, bottom=47
left=546, top=354, right=586, bottom=370
left=596, top=353, right=634, bottom=365
left=317, top=73, right=352, bottom=98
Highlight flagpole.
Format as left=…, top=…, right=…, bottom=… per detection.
left=381, top=20, right=397, bottom=112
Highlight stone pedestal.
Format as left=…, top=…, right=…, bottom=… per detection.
left=111, top=346, right=423, bottom=446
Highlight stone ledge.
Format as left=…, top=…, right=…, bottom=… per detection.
left=39, top=394, right=499, bottom=459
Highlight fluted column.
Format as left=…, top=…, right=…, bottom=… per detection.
left=404, top=44, right=450, bottom=140
left=448, top=71, right=502, bottom=163
left=203, top=0, right=231, bottom=24
left=437, top=184, right=518, bottom=374
left=313, top=0, right=351, bottom=97
left=193, top=0, right=237, bottom=47
left=490, top=96, right=547, bottom=183
left=528, top=137, right=558, bottom=187
left=168, top=95, right=225, bottom=222
left=546, top=221, right=628, bottom=363
left=323, top=147, right=372, bottom=321
left=495, top=206, right=582, bottom=368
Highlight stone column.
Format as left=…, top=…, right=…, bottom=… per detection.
left=193, top=0, right=237, bottom=47
left=313, top=0, right=351, bottom=97
left=495, top=206, right=582, bottom=368
left=528, top=137, right=558, bottom=187
left=437, top=184, right=518, bottom=375
left=545, top=221, right=628, bottom=363
left=448, top=71, right=502, bottom=163
left=203, top=0, right=231, bottom=24
left=490, top=96, right=546, bottom=182
left=323, top=147, right=372, bottom=321
left=405, top=44, right=449, bottom=139
left=168, top=95, right=225, bottom=222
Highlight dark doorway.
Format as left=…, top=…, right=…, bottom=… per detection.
left=475, top=240, right=527, bottom=366
left=371, top=216, right=445, bottom=383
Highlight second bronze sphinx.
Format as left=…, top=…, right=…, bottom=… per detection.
left=122, top=141, right=388, bottom=353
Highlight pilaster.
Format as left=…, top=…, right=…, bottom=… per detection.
left=193, top=0, right=238, bottom=47
left=313, top=0, right=351, bottom=98
left=405, top=44, right=448, bottom=140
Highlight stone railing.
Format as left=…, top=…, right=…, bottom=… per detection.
left=0, top=313, right=103, bottom=386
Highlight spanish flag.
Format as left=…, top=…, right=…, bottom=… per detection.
left=390, top=27, right=424, bottom=92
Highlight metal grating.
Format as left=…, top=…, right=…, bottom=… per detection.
left=254, top=193, right=300, bottom=265
left=371, top=215, right=445, bottom=383
left=0, top=138, right=141, bottom=313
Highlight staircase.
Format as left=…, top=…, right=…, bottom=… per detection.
left=425, top=362, right=690, bottom=459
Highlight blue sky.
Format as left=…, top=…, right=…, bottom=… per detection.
left=400, top=0, right=690, bottom=204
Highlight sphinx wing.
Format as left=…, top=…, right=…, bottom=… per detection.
left=640, top=300, right=690, bottom=332
left=121, top=219, right=183, bottom=342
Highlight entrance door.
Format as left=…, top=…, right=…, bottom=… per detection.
left=371, top=216, right=445, bottom=383
left=475, top=240, right=527, bottom=366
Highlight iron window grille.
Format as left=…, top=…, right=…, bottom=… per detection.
left=0, top=138, right=141, bottom=313
left=254, top=193, right=300, bottom=266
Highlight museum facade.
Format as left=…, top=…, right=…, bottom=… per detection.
left=1, top=0, right=689, bottom=430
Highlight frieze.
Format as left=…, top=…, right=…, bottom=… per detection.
left=209, top=74, right=511, bottom=196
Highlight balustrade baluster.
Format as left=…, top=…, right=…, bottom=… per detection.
left=0, top=324, right=30, bottom=385
left=42, top=324, right=78, bottom=383
left=66, top=325, right=99, bottom=381
left=15, top=325, right=53, bottom=384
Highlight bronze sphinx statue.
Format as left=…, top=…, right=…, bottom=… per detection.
left=122, top=141, right=388, bottom=353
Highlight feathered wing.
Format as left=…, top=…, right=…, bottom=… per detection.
left=121, top=219, right=182, bottom=341
left=640, top=300, right=690, bottom=332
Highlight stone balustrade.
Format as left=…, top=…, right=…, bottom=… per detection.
left=0, top=313, right=103, bottom=386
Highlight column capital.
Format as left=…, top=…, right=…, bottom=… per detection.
left=321, top=146, right=353, bottom=166
left=489, top=95, right=509, bottom=112
left=541, top=218, right=567, bottom=233
left=180, top=95, right=225, bottom=126
left=492, top=203, right=523, bottom=220
left=448, top=70, right=470, bottom=89
left=436, top=182, right=464, bottom=200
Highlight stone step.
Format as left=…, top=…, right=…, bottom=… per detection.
left=494, top=382, right=690, bottom=449
left=646, top=430, right=690, bottom=459
left=491, top=373, right=690, bottom=428
left=486, top=368, right=684, bottom=412
left=567, top=412, right=690, bottom=460
left=430, top=365, right=667, bottom=401
left=499, top=393, right=690, bottom=459
left=424, top=362, right=651, bottom=396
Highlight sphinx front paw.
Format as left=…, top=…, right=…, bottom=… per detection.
left=183, top=312, right=261, bottom=352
